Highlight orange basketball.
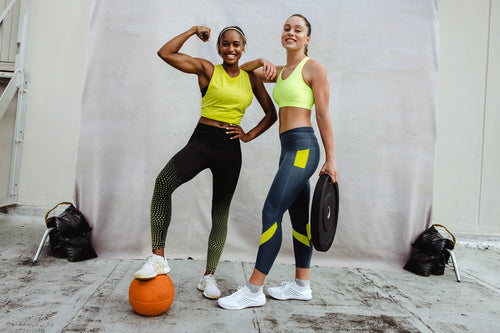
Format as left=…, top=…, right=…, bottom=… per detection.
left=128, top=275, right=175, bottom=316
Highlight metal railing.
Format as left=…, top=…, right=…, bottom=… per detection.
left=0, top=0, right=29, bottom=207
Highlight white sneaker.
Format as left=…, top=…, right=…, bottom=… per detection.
left=267, top=281, right=312, bottom=301
left=134, top=254, right=171, bottom=280
left=218, top=285, right=266, bottom=310
left=197, top=274, right=221, bottom=299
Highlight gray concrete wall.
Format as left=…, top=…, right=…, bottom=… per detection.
left=433, top=0, right=500, bottom=235
left=16, top=0, right=90, bottom=206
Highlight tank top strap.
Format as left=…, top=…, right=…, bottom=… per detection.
left=295, top=56, right=310, bottom=73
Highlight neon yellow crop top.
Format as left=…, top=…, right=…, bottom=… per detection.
left=201, top=65, right=253, bottom=125
left=272, top=57, right=315, bottom=110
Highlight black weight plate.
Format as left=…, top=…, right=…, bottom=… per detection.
left=311, top=174, right=339, bottom=252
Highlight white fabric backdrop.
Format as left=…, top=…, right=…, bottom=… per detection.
left=76, top=0, right=439, bottom=271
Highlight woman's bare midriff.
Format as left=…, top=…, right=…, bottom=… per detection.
left=278, top=107, right=312, bottom=133
left=198, top=116, right=233, bottom=128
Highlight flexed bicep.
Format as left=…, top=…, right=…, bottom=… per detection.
left=157, top=26, right=213, bottom=78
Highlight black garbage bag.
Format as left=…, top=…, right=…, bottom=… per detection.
left=404, top=224, right=455, bottom=276
left=47, top=226, right=66, bottom=258
left=63, top=234, right=97, bottom=262
left=45, top=202, right=97, bottom=262
left=52, top=205, right=92, bottom=237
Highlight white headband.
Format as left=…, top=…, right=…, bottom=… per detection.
left=219, top=27, right=246, bottom=42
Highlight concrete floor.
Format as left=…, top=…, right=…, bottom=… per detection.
left=1, top=211, right=499, bottom=333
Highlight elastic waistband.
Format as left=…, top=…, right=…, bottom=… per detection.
left=190, top=123, right=239, bottom=147
left=279, top=127, right=315, bottom=144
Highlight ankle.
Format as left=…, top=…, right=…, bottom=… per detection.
left=204, top=270, right=215, bottom=276
left=152, top=248, right=164, bottom=257
left=295, top=278, right=310, bottom=287
left=246, top=282, right=263, bottom=293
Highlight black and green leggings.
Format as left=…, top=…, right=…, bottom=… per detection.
left=150, top=123, right=242, bottom=272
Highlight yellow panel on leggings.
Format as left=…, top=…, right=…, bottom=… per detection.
left=260, top=222, right=278, bottom=245
left=292, top=228, right=311, bottom=247
left=294, top=149, right=310, bottom=169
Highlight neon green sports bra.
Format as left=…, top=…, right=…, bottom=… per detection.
left=273, top=57, right=315, bottom=110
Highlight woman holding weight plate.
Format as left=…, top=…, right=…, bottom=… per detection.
left=218, top=14, right=338, bottom=310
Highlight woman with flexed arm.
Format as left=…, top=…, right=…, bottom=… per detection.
left=218, top=14, right=338, bottom=310
left=134, top=25, right=277, bottom=300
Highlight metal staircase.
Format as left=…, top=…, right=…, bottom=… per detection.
left=0, top=0, right=29, bottom=207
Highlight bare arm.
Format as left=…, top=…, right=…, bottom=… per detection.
left=157, top=26, right=214, bottom=88
left=226, top=71, right=277, bottom=142
left=240, top=58, right=282, bottom=83
left=306, top=60, right=338, bottom=182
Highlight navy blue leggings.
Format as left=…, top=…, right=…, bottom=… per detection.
left=255, top=127, right=320, bottom=275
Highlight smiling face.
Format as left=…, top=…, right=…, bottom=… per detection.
left=218, top=29, right=245, bottom=65
left=281, top=15, right=311, bottom=54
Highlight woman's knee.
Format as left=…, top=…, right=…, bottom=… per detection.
left=157, top=161, right=184, bottom=190
left=154, top=173, right=176, bottom=195
left=262, top=200, right=279, bottom=226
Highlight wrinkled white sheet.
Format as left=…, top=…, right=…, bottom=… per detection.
left=76, top=0, right=439, bottom=271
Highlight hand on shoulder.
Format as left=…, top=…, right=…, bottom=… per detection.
left=260, top=58, right=278, bottom=81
